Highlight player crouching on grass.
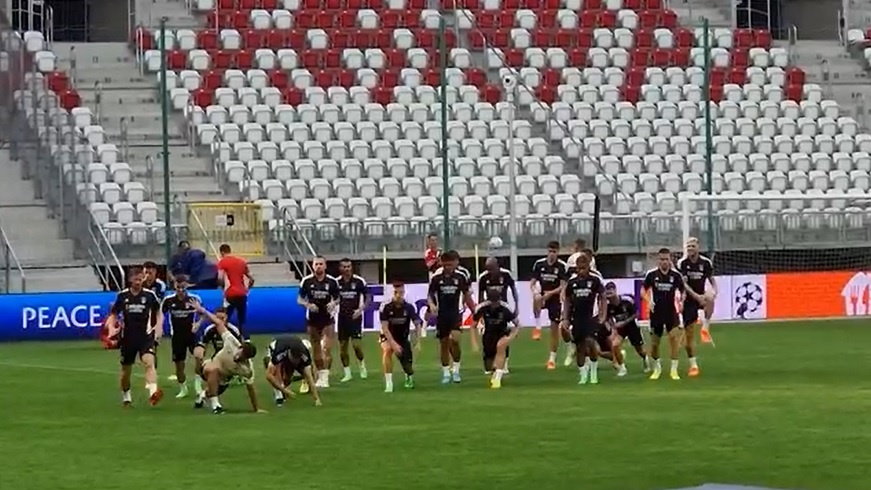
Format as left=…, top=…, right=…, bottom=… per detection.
left=192, top=302, right=264, bottom=414
left=469, top=287, right=518, bottom=389
left=264, top=336, right=322, bottom=407
left=106, top=266, right=164, bottom=407
left=191, top=306, right=242, bottom=407
left=379, top=281, right=423, bottom=392
left=597, top=282, right=650, bottom=376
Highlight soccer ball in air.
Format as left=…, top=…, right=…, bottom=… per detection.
left=488, top=236, right=503, bottom=249
left=734, top=281, right=763, bottom=319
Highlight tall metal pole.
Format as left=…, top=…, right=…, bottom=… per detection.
left=702, top=18, right=715, bottom=253
left=506, top=76, right=518, bottom=276
left=159, top=17, right=172, bottom=267
left=438, top=11, right=450, bottom=250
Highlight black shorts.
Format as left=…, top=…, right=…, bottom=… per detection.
left=543, top=295, right=561, bottom=323
left=436, top=315, right=461, bottom=339
left=172, top=333, right=197, bottom=362
left=650, top=308, right=681, bottom=337
left=119, top=336, right=156, bottom=366
left=337, top=315, right=362, bottom=341
left=307, top=311, right=334, bottom=331
left=682, top=297, right=702, bottom=326
left=596, top=327, right=612, bottom=352
left=616, top=322, right=644, bottom=347
left=380, top=335, right=413, bottom=366
left=482, top=330, right=510, bottom=361
left=570, top=318, right=598, bottom=345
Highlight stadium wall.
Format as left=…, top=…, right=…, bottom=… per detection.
left=1, top=270, right=868, bottom=341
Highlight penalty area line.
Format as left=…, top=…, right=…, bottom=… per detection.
left=0, top=361, right=143, bottom=378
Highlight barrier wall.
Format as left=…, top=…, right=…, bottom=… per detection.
left=0, top=270, right=864, bottom=341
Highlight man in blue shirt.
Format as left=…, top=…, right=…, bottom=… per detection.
left=169, top=241, right=219, bottom=290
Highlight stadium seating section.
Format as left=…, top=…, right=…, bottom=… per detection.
left=17, top=1, right=871, bottom=246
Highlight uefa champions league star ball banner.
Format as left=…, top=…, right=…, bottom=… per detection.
left=0, top=287, right=308, bottom=341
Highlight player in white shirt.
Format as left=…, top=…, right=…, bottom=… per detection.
left=193, top=302, right=264, bottom=414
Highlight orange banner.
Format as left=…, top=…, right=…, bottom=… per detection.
left=766, top=271, right=870, bottom=319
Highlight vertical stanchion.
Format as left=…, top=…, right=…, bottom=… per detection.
left=505, top=75, right=518, bottom=277
left=592, top=195, right=601, bottom=253
left=159, top=17, right=172, bottom=267
left=438, top=10, right=450, bottom=250
left=702, top=18, right=715, bottom=253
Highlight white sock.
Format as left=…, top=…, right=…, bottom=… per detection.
left=122, top=390, right=132, bottom=402
left=359, top=360, right=367, bottom=371
left=584, top=356, right=591, bottom=367
left=689, top=357, right=698, bottom=368
left=273, top=388, right=284, bottom=400
left=194, top=377, right=204, bottom=395
left=384, top=373, right=393, bottom=388
left=504, top=358, right=509, bottom=370
left=146, top=383, right=157, bottom=396
left=701, top=317, right=710, bottom=329
left=442, top=366, right=451, bottom=377
left=493, top=369, right=504, bottom=381
left=589, top=360, right=598, bottom=376
left=548, top=351, right=557, bottom=363
left=451, top=361, right=461, bottom=374
left=343, top=366, right=352, bottom=377
left=670, top=359, right=679, bottom=371
left=578, top=364, right=588, bottom=375
left=319, top=369, right=330, bottom=381
left=654, top=358, right=662, bottom=370
left=644, top=355, right=651, bottom=367
left=567, top=344, right=576, bottom=355
left=209, top=396, right=221, bottom=409
left=534, top=315, right=540, bottom=330
left=178, top=380, right=186, bottom=388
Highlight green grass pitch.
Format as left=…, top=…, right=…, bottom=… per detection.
left=2, top=320, right=871, bottom=490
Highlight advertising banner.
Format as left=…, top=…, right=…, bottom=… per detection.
left=764, top=271, right=869, bottom=319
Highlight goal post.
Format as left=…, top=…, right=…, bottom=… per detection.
left=679, top=192, right=871, bottom=274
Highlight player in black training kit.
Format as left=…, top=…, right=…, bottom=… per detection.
left=428, top=250, right=476, bottom=384
left=531, top=241, right=569, bottom=369
left=560, top=252, right=607, bottom=385
left=643, top=248, right=704, bottom=381
left=470, top=288, right=518, bottom=389
left=598, top=282, right=649, bottom=377
left=161, top=275, right=202, bottom=399
left=336, top=258, right=370, bottom=383
left=676, top=237, right=716, bottom=378
left=298, top=255, right=340, bottom=388
left=106, top=266, right=164, bottom=407
left=380, top=281, right=423, bottom=392
left=477, top=257, right=519, bottom=373
left=265, top=335, right=322, bottom=406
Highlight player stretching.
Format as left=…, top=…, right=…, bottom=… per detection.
left=676, top=238, right=716, bottom=377
left=561, top=253, right=607, bottom=385
left=161, top=276, right=202, bottom=398
left=298, top=256, right=340, bottom=388
left=193, top=302, right=262, bottom=414
left=470, top=288, right=518, bottom=389
left=264, top=336, right=322, bottom=406
left=643, top=248, right=704, bottom=380
left=336, top=258, right=369, bottom=382
left=477, top=257, right=518, bottom=373
left=106, top=266, right=164, bottom=407
left=531, top=241, right=569, bottom=368
left=380, top=281, right=423, bottom=392
left=601, top=282, right=650, bottom=376
left=193, top=307, right=242, bottom=407
left=428, top=250, right=476, bottom=384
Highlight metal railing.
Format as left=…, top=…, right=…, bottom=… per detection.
left=86, top=211, right=126, bottom=290
left=277, top=207, right=316, bottom=279
left=0, top=223, right=26, bottom=293
left=188, top=208, right=221, bottom=260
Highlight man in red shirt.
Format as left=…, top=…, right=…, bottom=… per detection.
left=424, top=234, right=441, bottom=278
left=217, top=244, right=255, bottom=340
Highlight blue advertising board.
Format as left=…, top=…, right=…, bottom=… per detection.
left=0, top=287, right=307, bottom=341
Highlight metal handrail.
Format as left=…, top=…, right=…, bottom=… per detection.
left=87, top=211, right=125, bottom=290
left=188, top=208, right=221, bottom=260
left=279, top=206, right=316, bottom=279
left=0, top=224, right=26, bottom=293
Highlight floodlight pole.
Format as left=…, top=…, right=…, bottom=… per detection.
left=438, top=11, right=450, bottom=251
left=506, top=75, right=519, bottom=276
left=159, top=17, right=172, bottom=267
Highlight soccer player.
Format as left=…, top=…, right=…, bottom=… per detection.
left=560, top=253, right=607, bottom=385
left=676, top=237, right=716, bottom=377
left=477, top=257, right=518, bottom=373
left=565, top=239, right=598, bottom=275
left=470, top=288, right=518, bottom=389
left=193, top=307, right=242, bottom=407
left=336, top=258, right=369, bottom=382
left=601, top=282, right=650, bottom=376
left=530, top=241, right=569, bottom=368
left=161, top=275, right=202, bottom=398
left=298, top=256, right=340, bottom=388
left=105, top=266, right=164, bottom=407
left=643, top=248, right=705, bottom=381
left=217, top=243, right=255, bottom=340
left=428, top=250, right=476, bottom=384
left=193, top=302, right=262, bottom=414
left=143, top=261, right=167, bottom=299
left=380, top=281, right=423, bottom=392
left=264, top=335, right=322, bottom=406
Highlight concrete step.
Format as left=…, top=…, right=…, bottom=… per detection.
left=16, top=265, right=100, bottom=292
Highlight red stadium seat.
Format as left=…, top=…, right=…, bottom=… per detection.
left=674, top=27, right=693, bottom=48
left=636, top=28, right=653, bottom=48
left=505, top=48, right=524, bottom=67
left=580, top=11, right=597, bottom=28
left=535, top=85, right=556, bottom=103
left=213, top=49, right=234, bottom=68
left=585, top=0, right=602, bottom=9
left=325, top=0, right=342, bottom=8
left=235, top=49, right=253, bottom=68
left=598, top=10, right=616, bottom=28
left=469, top=31, right=487, bottom=50
left=295, top=11, right=316, bottom=28
left=197, top=30, right=218, bottom=50
left=651, top=48, right=670, bottom=66
left=731, top=48, right=749, bottom=68
left=46, top=71, right=69, bottom=92
left=568, top=48, right=588, bottom=66
left=288, top=30, right=306, bottom=48
left=639, top=10, right=657, bottom=28
left=203, top=70, right=224, bottom=90
left=466, top=68, right=487, bottom=87
left=338, top=10, right=357, bottom=28
left=734, top=29, right=753, bottom=49
left=282, top=87, right=304, bottom=105
left=316, top=10, right=336, bottom=28
left=482, top=84, right=502, bottom=103
left=331, top=29, right=351, bottom=48
left=423, top=69, right=441, bottom=85
left=315, top=70, right=336, bottom=87
left=786, top=67, right=805, bottom=86
left=262, top=0, right=279, bottom=8
left=303, top=0, right=321, bottom=8
left=239, top=0, right=257, bottom=9
left=192, top=89, right=214, bottom=107
left=416, top=28, right=436, bottom=48
left=523, top=0, right=541, bottom=8
left=728, top=67, right=747, bottom=85
left=708, top=84, right=723, bottom=102
left=243, top=29, right=266, bottom=48
left=168, top=50, right=187, bottom=70
left=623, top=0, right=641, bottom=9
left=269, top=69, right=289, bottom=89
left=403, top=10, right=421, bottom=28
left=231, top=10, right=249, bottom=29
left=134, top=27, right=154, bottom=50
left=671, top=47, right=689, bottom=66
left=373, top=29, right=392, bottom=48
left=785, top=83, right=803, bottom=102
left=382, top=10, right=401, bottom=28
left=620, top=84, right=639, bottom=103
left=266, top=29, right=287, bottom=49
left=644, top=0, right=661, bottom=9
left=577, top=28, right=593, bottom=48
left=407, top=0, right=425, bottom=6
left=372, top=86, right=393, bottom=104
left=503, top=0, right=520, bottom=8
left=625, top=67, right=644, bottom=86
left=709, top=67, right=726, bottom=87
left=477, top=12, right=497, bottom=29
left=498, top=10, right=515, bottom=28
left=630, top=48, right=649, bottom=66
left=379, top=69, right=400, bottom=87
left=533, top=29, right=553, bottom=47
left=219, top=0, right=236, bottom=9
left=542, top=68, right=560, bottom=86
left=302, top=49, right=324, bottom=67
left=538, top=10, right=557, bottom=29
left=660, top=10, right=677, bottom=28
left=490, top=29, right=510, bottom=48
left=754, top=29, right=772, bottom=48
left=385, top=48, right=405, bottom=68
left=325, top=48, right=342, bottom=67
left=554, top=29, right=576, bottom=47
